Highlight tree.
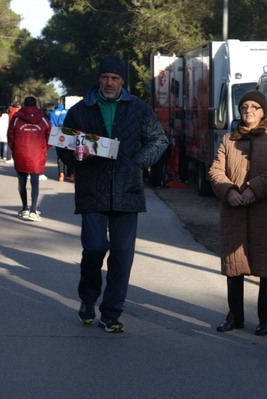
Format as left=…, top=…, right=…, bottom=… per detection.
left=26, top=0, right=133, bottom=95
left=8, top=0, right=267, bottom=102
left=0, top=0, right=59, bottom=105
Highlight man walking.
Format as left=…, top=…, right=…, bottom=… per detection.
left=60, top=55, right=168, bottom=332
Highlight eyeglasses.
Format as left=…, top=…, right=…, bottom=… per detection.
left=240, top=105, right=262, bottom=112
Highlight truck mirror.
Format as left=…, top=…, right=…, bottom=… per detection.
left=208, top=107, right=218, bottom=129
left=208, top=107, right=226, bottom=130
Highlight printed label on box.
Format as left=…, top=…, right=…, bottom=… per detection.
left=48, top=127, right=120, bottom=159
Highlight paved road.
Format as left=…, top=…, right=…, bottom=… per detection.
left=1, top=149, right=266, bottom=399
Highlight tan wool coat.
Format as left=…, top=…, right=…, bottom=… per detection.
left=209, top=124, right=267, bottom=277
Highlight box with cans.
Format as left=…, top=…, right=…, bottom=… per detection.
left=48, top=126, right=120, bottom=159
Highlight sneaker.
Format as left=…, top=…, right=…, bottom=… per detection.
left=39, top=174, right=47, bottom=180
left=5, top=159, right=14, bottom=164
left=18, top=209, right=30, bottom=219
left=28, top=211, right=42, bottom=222
left=98, top=315, right=124, bottom=333
left=78, top=303, right=96, bottom=324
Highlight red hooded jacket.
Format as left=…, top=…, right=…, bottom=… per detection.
left=8, top=106, right=51, bottom=174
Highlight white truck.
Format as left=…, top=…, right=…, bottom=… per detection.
left=257, top=66, right=267, bottom=96
left=150, top=53, right=185, bottom=187
left=152, top=40, right=267, bottom=195
left=185, top=39, right=267, bottom=195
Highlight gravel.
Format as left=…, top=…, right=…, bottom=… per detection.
left=152, top=178, right=220, bottom=257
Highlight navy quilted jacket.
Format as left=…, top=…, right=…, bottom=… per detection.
left=60, top=84, right=168, bottom=214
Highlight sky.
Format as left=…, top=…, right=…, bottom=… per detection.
left=10, top=0, right=54, bottom=38
left=10, top=0, right=63, bottom=94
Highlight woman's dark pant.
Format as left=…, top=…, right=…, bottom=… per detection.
left=79, top=211, right=138, bottom=319
left=1, top=142, right=7, bottom=159
left=227, top=275, right=267, bottom=324
left=17, top=172, right=39, bottom=211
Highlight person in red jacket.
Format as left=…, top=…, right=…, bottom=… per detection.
left=8, top=96, right=51, bottom=221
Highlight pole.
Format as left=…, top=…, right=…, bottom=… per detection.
left=127, top=56, right=130, bottom=91
left=222, top=0, right=228, bottom=41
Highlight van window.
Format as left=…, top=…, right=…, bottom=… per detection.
left=232, top=83, right=257, bottom=119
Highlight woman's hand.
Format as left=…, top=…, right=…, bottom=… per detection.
left=227, top=189, right=243, bottom=207
left=241, top=187, right=255, bottom=206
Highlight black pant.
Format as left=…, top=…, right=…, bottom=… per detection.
left=17, top=172, right=39, bottom=211
left=56, top=147, right=74, bottom=176
left=227, top=275, right=267, bottom=324
left=78, top=211, right=138, bottom=319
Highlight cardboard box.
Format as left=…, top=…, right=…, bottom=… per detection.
left=48, top=127, right=120, bottom=159
left=65, top=96, right=83, bottom=109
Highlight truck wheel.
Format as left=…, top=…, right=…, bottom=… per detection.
left=197, top=162, right=213, bottom=197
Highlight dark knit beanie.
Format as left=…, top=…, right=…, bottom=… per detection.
left=238, top=90, right=267, bottom=115
left=98, top=55, right=126, bottom=81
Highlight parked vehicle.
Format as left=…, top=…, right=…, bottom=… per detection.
left=151, top=40, right=267, bottom=195
left=185, top=40, right=267, bottom=195
left=150, top=53, right=187, bottom=187
left=257, top=66, right=267, bottom=97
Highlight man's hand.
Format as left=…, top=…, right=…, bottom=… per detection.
left=74, top=145, right=94, bottom=160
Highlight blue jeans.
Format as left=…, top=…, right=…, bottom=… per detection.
left=79, top=211, right=138, bottom=319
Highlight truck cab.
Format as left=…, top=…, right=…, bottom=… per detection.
left=257, top=66, right=267, bottom=97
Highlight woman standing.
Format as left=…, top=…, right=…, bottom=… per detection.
left=8, top=97, right=51, bottom=221
left=209, top=90, right=267, bottom=336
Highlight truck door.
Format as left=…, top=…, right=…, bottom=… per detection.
left=213, top=82, right=228, bottom=159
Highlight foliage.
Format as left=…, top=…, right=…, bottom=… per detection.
left=0, top=0, right=58, bottom=105
left=2, top=0, right=267, bottom=104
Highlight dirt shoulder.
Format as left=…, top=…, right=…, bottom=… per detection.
left=152, top=182, right=220, bottom=257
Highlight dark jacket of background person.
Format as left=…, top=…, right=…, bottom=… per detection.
left=60, top=84, right=169, bottom=214
left=209, top=116, right=267, bottom=278
left=8, top=105, right=51, bottom=174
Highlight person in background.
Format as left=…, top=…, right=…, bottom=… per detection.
left=49, top=97, right=75, bottom=182
left=5, top=102, right=21, bottom=163
left=8, top=102, right=21, bottom=121
left=60, top=55, right=168, bottom=333
left=149, top=144, right=171, bottom=188
left=209, top=90, right=267, bottom=336
left=0, top=108, right=9, bottom=160
left=8, top=96, right=51, bottom=221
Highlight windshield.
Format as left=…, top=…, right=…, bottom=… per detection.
left=257, top=75, right=267, bottom=97
left=232, top=83, right=257, bottom=119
